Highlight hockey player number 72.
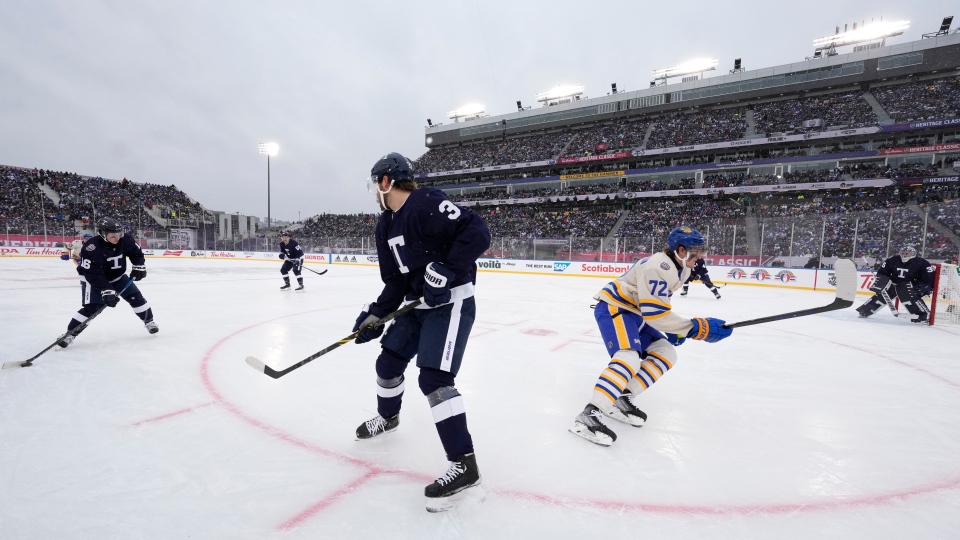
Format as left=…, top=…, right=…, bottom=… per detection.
left=648, top=280, right=669, bottom=297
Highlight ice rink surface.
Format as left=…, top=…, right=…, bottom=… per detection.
left=2, top=258, right=960, bottom=539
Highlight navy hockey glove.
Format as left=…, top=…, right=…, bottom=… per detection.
left=279, top=253, right=285, bottom=259
left=353, top=303, right=387, bottom=344
left=423, top=262, right=455, bottom=307
left=60, top=253, right=70, bottom=261
left=687, top=317, right=733, bottom=343
left=918, top=284, right=933, bottom=297
left=101, top=289, right=120, bottom=308
left=131, top=265, right=147, bottom=281
left=666, top=333, right=686, bottom=346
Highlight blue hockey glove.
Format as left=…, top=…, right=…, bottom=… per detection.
left=423, top=262, right=455, bottom=307
left=353, top=303, right=387, bottom=344
left=60, top=253, right=70, bottom=261
left=131, top=264, right=147, bottom=281
left=687, top=317, right=733, bottom=343
left=101, top=289, right=120, bottom=308
left=666, top=333, right=686, bottom=346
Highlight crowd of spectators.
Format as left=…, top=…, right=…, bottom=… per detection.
left=753, top=91, right=878, bottom=135
left=479, top=205, right=622, bottom=238
left=561, top=120, right=649, bottom=157
left=414, top=131, right=573, bottom=173
left=645, top=108, right=749, bottom=149
left=849, top=161, right=944, bottom=179
left=0, top=166, right=50, bottom=234
left=872, top=77, right=960, bottom=123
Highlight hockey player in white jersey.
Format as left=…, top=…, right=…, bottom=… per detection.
left=61, top=233, right=94, bottom=267
left=570, top=226, right=734, bottom=446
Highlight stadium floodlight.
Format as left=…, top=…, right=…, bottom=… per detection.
left=651, top=58, right=718, bottom=80
left=923, top=16, right=953, bottom=38
left=813, top=20, right=909, bottom=48
left=536, top=85, right=585, bottom=104
left=447, top=103, right=486, bottom=122
left=257, top=142, right=279, bottom=232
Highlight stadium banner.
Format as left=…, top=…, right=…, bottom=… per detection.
left=557, top=152, right=633, bottom=164
left=0, top=234, right=80, bottom=248
left=456, top=179, right=892, bottom=208
left=896, top=175, right=960, bottom=185
left=882, top=118, right=960, bottom=132
left=169, top=228, right=196, bottom=249
left=559, top=170, right=625, bottom=180
left=632, top=126, right=881, bottom=158
left=878, top=143, right=960, bottom=156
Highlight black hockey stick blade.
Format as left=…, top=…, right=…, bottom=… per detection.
left=723, top=259, right=856, bottom=329
left=4, top=279, right=135, bottom=370
left=246, top=298, right=424, bottom=379
left=303, top=266, right=328, bottom=276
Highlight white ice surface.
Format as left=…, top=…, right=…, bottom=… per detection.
left=2, top=258, right=960, bottom=540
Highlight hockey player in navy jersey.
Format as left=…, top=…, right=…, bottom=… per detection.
left=352, top=152, right=490, bottom=512
left=856, top=246, right=935, bottom=323
left=278, top=231, right=304, bottom=291
left=58, top=217, right=157, bottom=348
left=679, top=256, right=721, bottom=299
left=570, top=226, right=733, bottom=446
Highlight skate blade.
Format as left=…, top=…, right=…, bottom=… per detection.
left=605, top=409, right=646, bottom=428
left=425, top=484, right=485, bottom=513
left=568, top=423, right=614, bottom=446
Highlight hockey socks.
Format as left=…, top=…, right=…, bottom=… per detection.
left=428, top=386, right=474, bottom=460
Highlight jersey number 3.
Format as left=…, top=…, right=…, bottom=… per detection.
left=439, top=201, right=460, bottom=220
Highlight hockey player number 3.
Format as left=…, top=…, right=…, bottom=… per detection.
left=439, top=201, right=460, bottom=220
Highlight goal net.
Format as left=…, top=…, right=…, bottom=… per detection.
left=930, top=263, right=960, bottom=326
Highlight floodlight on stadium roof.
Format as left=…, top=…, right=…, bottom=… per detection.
left=651, top=58, right=719, bottom=79
left=447, top=103, right=486, bottom=120
left=813, top=20, right=909, bottom=48
left=535, top=85, right=585, bottom=102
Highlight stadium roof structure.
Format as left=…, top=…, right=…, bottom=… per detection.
left=423, top=32, right=960, bottom=148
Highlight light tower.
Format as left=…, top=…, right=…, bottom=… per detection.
left=258, top=142, right=279, bottom=232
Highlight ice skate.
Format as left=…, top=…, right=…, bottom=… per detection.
left=569, top=404, right=617, bottom=446
left=424, top=453, right=482, bottom=512
left=712, top=288, right=721, bottom=299
left=57, top=335, right=75, bottom=348
left=912, top=312, right=929, bottom=324
left=145, top=321, right=159, bottom=334
left=280, top=283, right=291, bottom=291
left=604, top=390, right=647, bottom=427
left=295, top=284, right=304, bottom=291
left=679, top=287, right=688, bottom=297
left=355, top=414, right=399, bottom=440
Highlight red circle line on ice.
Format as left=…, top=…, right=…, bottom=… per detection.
left=199, top=312, right=960, bottom=528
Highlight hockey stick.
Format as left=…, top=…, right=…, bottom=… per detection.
left=245, top=298, right=424, bottom=379
left=879, top=287, right=899, bottom=317
left=4, top=278, right=135, bottom=370
left=303, top=266, right=328, bottom=276
left=722, top=259, right=856, bottom=329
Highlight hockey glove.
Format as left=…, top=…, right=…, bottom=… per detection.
left=279, top=253, right=285, bottom=260
left=869, top=274, right=891, bottom=293
left=131, top=264, right=147, bottom=281
left=353, top=303, right=387, bottom=344
left=60, top=253, right=70, bottom=261
left=687, top=317, right=732, bottom=343
left=918, top=284, right=933, bottom=297
left=423, top=262, right=455, bottom=307
left=101, top=289, right=120, bottom=308
left=666, top=333, right=686, bottom=347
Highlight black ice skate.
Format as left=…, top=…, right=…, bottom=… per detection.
left=912, top=312, right=929, bottom=324
left=57, top=335, right=75, bottom=348
left=280, top=283, right=291, bottom=291
left=145, top=321, right=159, bottom=334
left=679, top=287, right=688, bottom=297
left=424, top=453, right=482, bottom=512
left=605, top=390, right=647, bottom=427
left=295, top=284, right=304, bottom=291
left=355, top=414, right=399, bottom=440
left=712, top=288, right=721, bottom=299
left=856, top=305, right=873, bottom=318
left=569, top=404, right=617, bottom=446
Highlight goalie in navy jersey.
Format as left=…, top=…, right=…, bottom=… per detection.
left=856, top=246, right=935, bottom=323
left=679, top=256, right=721, bottom=299
left=278, top=231, right=304, bottom=291
left=58, top=217, right=157, bottom=348
left=352, top=152, right=490, bottom=512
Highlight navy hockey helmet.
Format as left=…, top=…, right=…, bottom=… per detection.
left=97, top=217, right=123, bottom=236
left=899, top=245, right=917, bottom=261
left=370, top=152, right=415, bottom=187
left=667, top=226, right=705, bottom=251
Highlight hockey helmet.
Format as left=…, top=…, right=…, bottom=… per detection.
left=899, top=245, right=917, bottom=262
left=81, top=233, right=94, bottom=240
left=667, top=226, right=705, bottom=252
left=97, top=217, right=123, bottom=236
left=369, top=152, right=415, bottom=187
left=280, top=230, right=291, bottom=237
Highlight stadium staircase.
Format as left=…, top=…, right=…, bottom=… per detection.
left=37, top=183, right=60, bottom=206
left=640, top=124, right=655, bottom=149
left=143, top=205, right=168, bottom=228
left=745, top=109, right=759, bottom=138
left=861, top=91, right=895, bottom=126
left=607, top=209, right=631, bottom=238
left=556, top=133, right=577, bottom=157
left=744, top=215, right=761, bottom=256
left=906, top=203, right=960, bottom=247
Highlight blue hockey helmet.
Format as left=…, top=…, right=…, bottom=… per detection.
left=667, top=226, right=705, bottom=251
left=97, top=217, right=123, bottom=235
left=369, top=152, right=415, bottom=186
left=899, top=245, right=917, bottom=261
left=81, top=232, right=94, bottom=240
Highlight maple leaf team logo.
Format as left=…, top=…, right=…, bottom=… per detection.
left=775, top=270, right=797, bottom=283
left=727, top=268, right=747, bottom=280
left=751, top=269, right=771, bottom=281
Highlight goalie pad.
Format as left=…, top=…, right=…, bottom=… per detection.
left=869, top=274, right=891, bottom=294
left=896, top=282, right=929, bottom=317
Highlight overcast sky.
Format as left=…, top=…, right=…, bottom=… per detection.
left=0, top=0, right=951, bottom=220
